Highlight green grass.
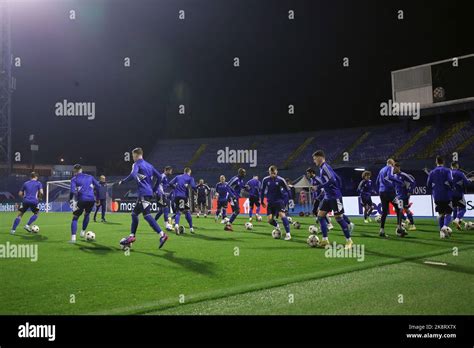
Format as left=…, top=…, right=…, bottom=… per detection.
left=0, top=212, right=473, bottom=315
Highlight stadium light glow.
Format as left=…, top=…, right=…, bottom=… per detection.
left=354, top=168, right=365, bottom=171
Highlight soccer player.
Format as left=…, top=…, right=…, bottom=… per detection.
left=93, top=175, right=107, bottom=222
left=196, top=179, right=211, bottom=218
left=118, top=148, right=168, bottom=249
left=154, top=166, right=173, bottom=229
left=450, top=161, right=470, bottom=230
left=375, top=158, right=405, bottom=238
left=306, top=168, right=333, bottom=230
left=215, top=175, right=236, bottom=222
left=69, top=164, right=100, bottom=243
left=245, top=175, right=261, bottom=222
left=260, top=165, right=292, bottom=241
left=312, top=151, right=354, bottom=249
left=427, top=156, right=454, bottom=238
left=10, top=172, right=43, bottom=235
left=169, top=167, right=196, bottom=234
left=225, top=168, right=246, bottom=231
left=357, top=171, right=374, bottom=223
left=393, top=163, right=416, bottom=231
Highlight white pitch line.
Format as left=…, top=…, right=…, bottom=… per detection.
left=424, top=261, right=447, bottom=266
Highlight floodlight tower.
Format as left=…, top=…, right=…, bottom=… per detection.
left=0, top=0, right=13, bottom=175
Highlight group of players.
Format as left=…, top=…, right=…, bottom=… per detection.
left=8, top=147, right=472, bottom=249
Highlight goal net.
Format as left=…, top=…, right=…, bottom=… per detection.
left=45, top=180, right=114, bottom=213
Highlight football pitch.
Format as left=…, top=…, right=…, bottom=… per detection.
left=0, top=212, right=473, bottom=315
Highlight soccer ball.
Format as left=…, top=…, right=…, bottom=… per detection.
left=30, top=225, right=40, bottom=233
left=308, top=225, right=319, bottom=234
left=307, top=234, right=320, bottom=247
left=446, top=226, right=453, bottom=237
left=257, top=215, right=262, bottom=222
left=375, top=214, right=382, bottom=223
left=292, top=221, right=301, bottom=229
left=245, top=222, right=253, bottom=230
left=196, top=213, right=200, bottom=218
left=178, top=226, right=185, bottom=235
left=271, top=229, right=281, bottom=239
left=165, top=223, right=173, bottom=231
left=465, top=221, right=474, bottom=230
left=85, top=231, right=96, bottom=241
left=287, top=216, right=293, bottom=223
left=119, top=237, right=131, bottom=251
left=221, top=217, right=230, bottom=224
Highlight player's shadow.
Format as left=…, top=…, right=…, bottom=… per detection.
left=356, top=231, right=474, bottom=246
left=74, top=242, right=115, bottom=255
left=364, top=247, right=474, bottom=276
left=191, top=233, right=243, bottom=242
left=15, top=233, right=49, bottom=242
left=99, top=221, right=122, bottom=225
left=136, top=249, right=216, bottom=276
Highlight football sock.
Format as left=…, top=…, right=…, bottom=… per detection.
left=457, top=208, right=466, bottom=220
left=175, top=212, right=181, bottom=225
left=71, top=216, right=79, bottom=236
left=336, top=216, right=351, bottom=239
left=131, top=213, right=139, bottom=234
left=281, top=216, right=290, bottom=233
left=444, top=214, right=452, bottom=227
left=144, top=214, right=162, bottom=233
left=318, top=216, right=328, bottom=238
left=27, top=214, right=38, bottom=226
left=82, top=213, right=90, bottom=231
left=185, top=211, right=193, bottom=228
left=12, top=217, right=21, bottom=231
left=438, top=215, right=444, bottom=229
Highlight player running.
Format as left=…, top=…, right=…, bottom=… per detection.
left=357, top=171, right=375, bottom=223
left=196, top=179, right=211, bottom=218
left=427, top=156, right=454, bottom=238
left=393, top=163, right=416, bottom=231
left=69, top=164, right=101, bottom=243
left=10, top=172, right=43, bottom=235
left=154, top=166, right=173, bottom=230
left=215, top=175, right=236, bottom=223
left=260, top=165, right=292, bottom=241
left=450, top=161, right=470, bottom=230
left=312, top=151, right=354, bottom=249
left=225, top=168, right=247, bottom=231
left=375, top=158, right=405, bottom=238
left=169, top=167, right=197, bottom=234
left=245, top=175, right=262, bottom=222
left=93, top=175, right=107, bottom=223
left=306, top=168, right=333, bottom=230
left=118, top=148, right=168, bottom=249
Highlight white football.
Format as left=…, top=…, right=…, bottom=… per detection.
left=245, top=222, right=253, bottom=230
left=287, top=216, right=293, bottom=223
left=165, top=223, right=173, bottom=231
left=308, top=225, right=319, bottom=234
left=375, top=215, right=382, bottom=223
left=307, top=234, right=320, bottom=247
left=85, top=231, right=96, bottom=241
left=465, top=221, right=474, bottom=230
left=271, top=229, right=281, bottom=239
left=257, top=215, right=263, bottom=222
left=30, top=225, right=40, bottom=233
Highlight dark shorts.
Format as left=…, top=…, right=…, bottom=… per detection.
left=96, top=199, right=106, bottom=207
left=217, top=200, right=228, bottom=210
left=133, top=196, right=153, bottom=216
left=360, top=195, right=373, bottom=206
left=19, top=202, right=39, bottom=214
left=73, top=201, right=95, bottom=216
left=435, top=200, right=453, bottom=215
left=380, top=191, right=402, bottom=210
left=267, top=201, right=285, bottom=216
left=249, top=196, right=260, bottom=207
left=156, top=195, right=170, bottom=208
left=174, top=197, right=190, bottom=212
left=399, top=197, right=411, bottom=210
left=197, top=197, right=207, bottom=205
left=319, top=198, right=345, bottom=214
left=452, top=196, right=466, bottom=209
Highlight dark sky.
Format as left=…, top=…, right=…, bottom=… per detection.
left=9, top=0, right=474, bottom=165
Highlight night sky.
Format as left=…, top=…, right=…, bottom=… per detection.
left=8, top=0, right=474, bottom=166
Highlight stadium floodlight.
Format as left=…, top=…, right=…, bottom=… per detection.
left=354, top=168, right=365, bottom=171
